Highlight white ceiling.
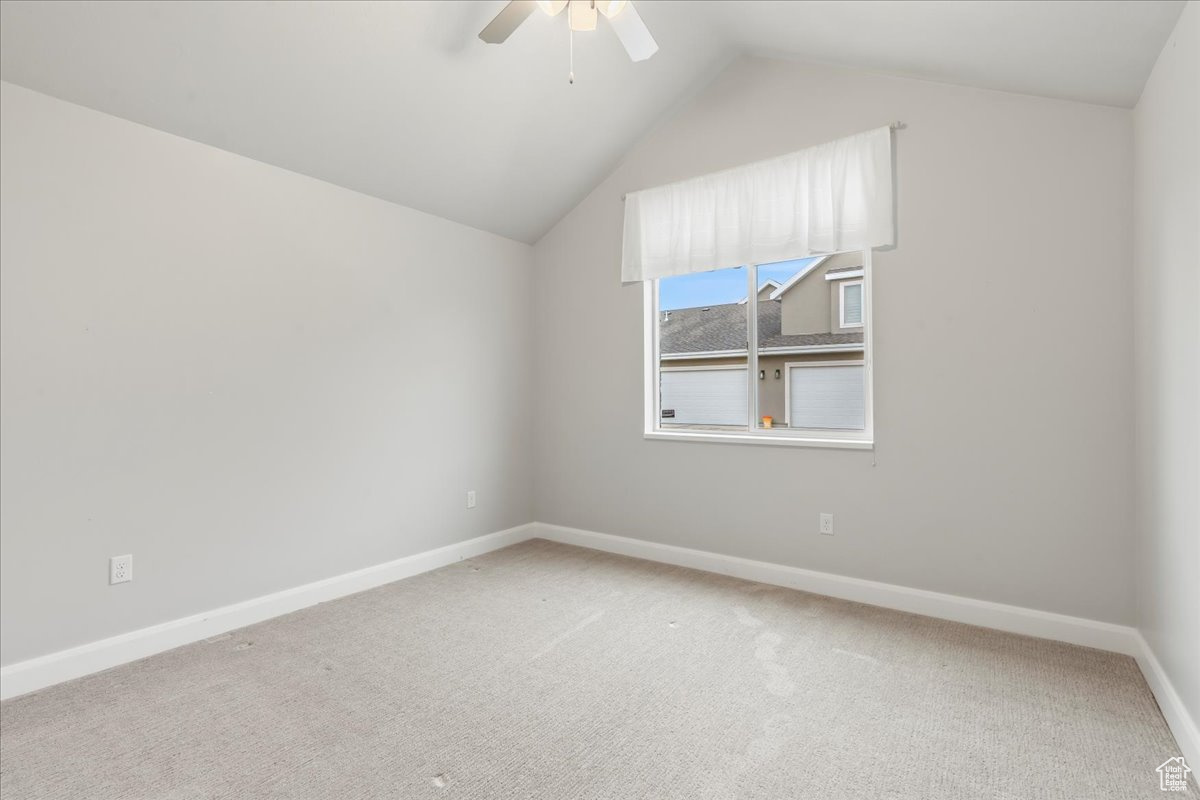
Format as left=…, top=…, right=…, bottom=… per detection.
left=0, top=1, right=732, bottom=243
left=0, top=1, right=1184, bottom=243
left=710, top=1, right=1186, bottom=108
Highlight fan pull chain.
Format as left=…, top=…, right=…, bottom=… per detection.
left=569, top=29, right=575, bottom=85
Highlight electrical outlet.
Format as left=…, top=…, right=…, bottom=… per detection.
left=466, top=490, right=477, bottom=509
left=110, top=554, right=133, bottom=584
left=819, top=513, right=834, bottom=536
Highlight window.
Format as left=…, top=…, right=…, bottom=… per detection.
left=840, top=280, right=864, bottom=328
left=645, top=250, right=872, bottom=448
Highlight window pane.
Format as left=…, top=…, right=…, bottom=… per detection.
left=842, top=283, right=863, bottom=325
left=657, top=267, right=747, bottom=431
left=755, top=254, right=866, bottom=432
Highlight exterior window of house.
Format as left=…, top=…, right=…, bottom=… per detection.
left=647, top=250, right=872, bottom=448
left=840, top=280, right=864, bottom=328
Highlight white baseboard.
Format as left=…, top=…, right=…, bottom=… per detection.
left=1134, top=633, right=1200, bottom=769
left=532, top=523, right=1141, bottom=654
left=0, top=523, right=534, bottom=701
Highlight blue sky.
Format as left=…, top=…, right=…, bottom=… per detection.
left=658, top=257, right=819, bottom=310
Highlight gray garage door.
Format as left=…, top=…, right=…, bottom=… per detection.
left=788, top=364, right=865, bottom=429
left=661, top=369, right=747, bottom=426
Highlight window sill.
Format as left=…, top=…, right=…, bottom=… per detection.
left=643, top=430, right=874, bottom=450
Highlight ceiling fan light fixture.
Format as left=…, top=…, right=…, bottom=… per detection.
left=596, top=0, right=628, bottom=17
left=567, top=0, right=598, bottom=31
left=478, top=0, right=657, bottom=74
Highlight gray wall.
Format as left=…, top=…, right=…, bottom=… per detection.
left=1133, top=1, right=1199, bottom=735
left=0, top=82, right=535, bottom=665
left=533, top=56, right=1136, bottom=624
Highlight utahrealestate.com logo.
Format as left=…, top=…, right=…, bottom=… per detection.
left=1157, top=757, right=1192, bottom=792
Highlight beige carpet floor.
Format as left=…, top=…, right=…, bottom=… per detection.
left=0, top=539, right=1191, bottom=799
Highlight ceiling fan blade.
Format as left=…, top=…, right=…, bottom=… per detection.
left=607, top=2, right=658, bottom=62
left=479, top=0, right=537, bottom=44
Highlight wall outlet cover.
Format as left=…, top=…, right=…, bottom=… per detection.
left=110, top=554, right=132, bottom=585
left=110, top=554, right=133, bottom=584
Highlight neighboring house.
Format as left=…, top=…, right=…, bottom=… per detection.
left=660, top=252, right=865, bottom=429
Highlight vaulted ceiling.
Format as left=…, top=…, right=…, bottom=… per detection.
left=0, top=1, right=1185, bottom=243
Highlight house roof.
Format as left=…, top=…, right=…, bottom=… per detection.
left=661, top=300, right=862, bottom=355
left=737, top=279, right=783, bottom=304
left=768, top=256, right=828, bottom=300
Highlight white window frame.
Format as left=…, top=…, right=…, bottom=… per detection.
left=839, top=279, right=864, bottom=329
left=643, top=250, right=874, bottom=450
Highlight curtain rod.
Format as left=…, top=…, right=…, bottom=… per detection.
left=620, top=122, right=904, bottom=201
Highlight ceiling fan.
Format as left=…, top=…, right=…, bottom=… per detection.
left=479, top=1, right=658, bottom=82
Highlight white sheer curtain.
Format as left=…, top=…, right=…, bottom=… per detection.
left=621, top=126, right=894, bottom=283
